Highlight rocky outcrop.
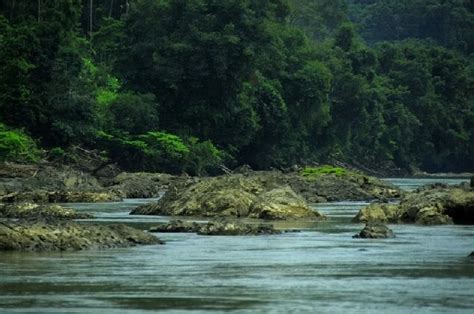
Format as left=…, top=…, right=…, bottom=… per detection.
left=149, top=220, right=200, bottom=233
left=198, top=220, right=280, bottom=235
left=225, top=168, right=401, bottom=203
left=131, top=174, right=324, bottom=220
left=0, top=190, right=121, bottom=203
left=353, top=222, right=395, bottom=239
left=104, top=172, right=186, bottom=198
left=0, top=220, right=162, bottom=251
left=149, top=219, right=281, bottom=235
left=284, top=171, right=401, bottom=203
left=0, top=163, right=102, bottom=191
left=353, top=184, right=474, bottom=225
left=0, top=203, right=93, bottom=219
left=0, top=163, right=121, bottom=203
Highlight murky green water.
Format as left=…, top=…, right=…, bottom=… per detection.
left=1, top=179, right=473, bottom=313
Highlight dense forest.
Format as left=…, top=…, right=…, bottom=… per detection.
left=0, top=0, right=472, bottom=174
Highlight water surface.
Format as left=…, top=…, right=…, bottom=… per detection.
left=1, top=178, right=473, bottom=313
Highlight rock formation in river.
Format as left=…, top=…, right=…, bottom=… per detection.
left=131, top=174, right=324, bottom=220
left=0, top=220, right=162, bottom=251
left=283, top=168, right=402, bottom=203
left=149, top=219, right=281, bottom=235
left=353, top=222, right=395, bottom=239
left=0, top=202, right=93, bottom=219
left=0, top=163, right=121, bottom=203
left=353, top=184, right=474, bottom=225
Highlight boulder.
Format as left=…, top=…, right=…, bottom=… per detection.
left=251, top=186, right=321, bottom=220
left=0, top=202, right=93, bottom=219
left=352, top=203, right=400, bottom=223
left=0, top=220, right=162, bottom=251
left=468, top=251, right=474, bottom=259
left=149, top=219, right=281, bottom=235
left=353, top=184, right=473, bottom=225
left=353, top=222, right=395, bottom=239
left=131, top=174, right=323, bottom=220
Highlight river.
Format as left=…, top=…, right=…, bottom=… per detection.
left=0, top=178, right=473, bottom=313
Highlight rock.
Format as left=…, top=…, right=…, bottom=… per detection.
left=0, top=220, right=162, bottom=251
left=0, top=163, right=122, bottom=203
left=251, top=186, right=322, bottom=220
left=0, top=202, right=93, bottom=219
left=149, top=219, right=281, bottom=236
left=0, top=163, right=102, bottom=191
left=149, top=220, right=199, bottom=233
left=132, top=174, right=323, bottom=220
left=283, top=168, right=402, bottom=203
left=104, top=172, right=187, bottom=198
left=469, top=252, right=474, bottom=258
left=197, top=220, right=280, bottom=236
left=353, top=184, right=474, bottom=225
left=352, top=203, right=400, bottom=223
left=0, top=190, right=121, bottom=203
left=353, top=222, right=395, bottom=239
left=219, top=169, right=401, bottom=203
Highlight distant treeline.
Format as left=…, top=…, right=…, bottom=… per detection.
left=0, top=0, right=472, bottom=173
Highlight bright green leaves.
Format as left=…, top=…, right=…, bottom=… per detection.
left=97, top=130, right=222, bottom=175
left=0, top=123, right=40, bottom=163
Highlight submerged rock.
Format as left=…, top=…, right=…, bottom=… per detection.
left=353, top=184, right=474, bottom=225
left=353, top=222, right=395, bottom=239
left=0, top=202, right=93, bottom=219
left=149, top=220, right=199, bottom=233
left=0, top=220, right=162, bottom=251
left=149, top=219, right=281, bottom=236
left=132, top=174, right=324, bottom=220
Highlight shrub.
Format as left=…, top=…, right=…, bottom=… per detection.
left=97, top=130, right=223, bottom=174
left=0, top=123, right=40, bottom=162
left=300, top=165, right=348, bottom=179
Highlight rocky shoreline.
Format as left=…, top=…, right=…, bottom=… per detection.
left=0, top=162, right=402, bottom=204
left=1, top=161, right=471, bottom=252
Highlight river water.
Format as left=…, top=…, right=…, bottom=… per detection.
left=1, top=178, right=473, bottom=313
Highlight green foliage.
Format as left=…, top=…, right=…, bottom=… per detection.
left=49, top=147, right=66, bottom=159
left=97, top=130, right=222, bottom=175
left=347, top=0, right=474, bottom=54
left=108, top=92, right=159, bottom=135
left=185, top=137, right=222, bottom=176
left=300, top=165, right=348, bottom=179
left=0, top=123, right=40, bottom=162
left=0, top=0, right=472, bottom=173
